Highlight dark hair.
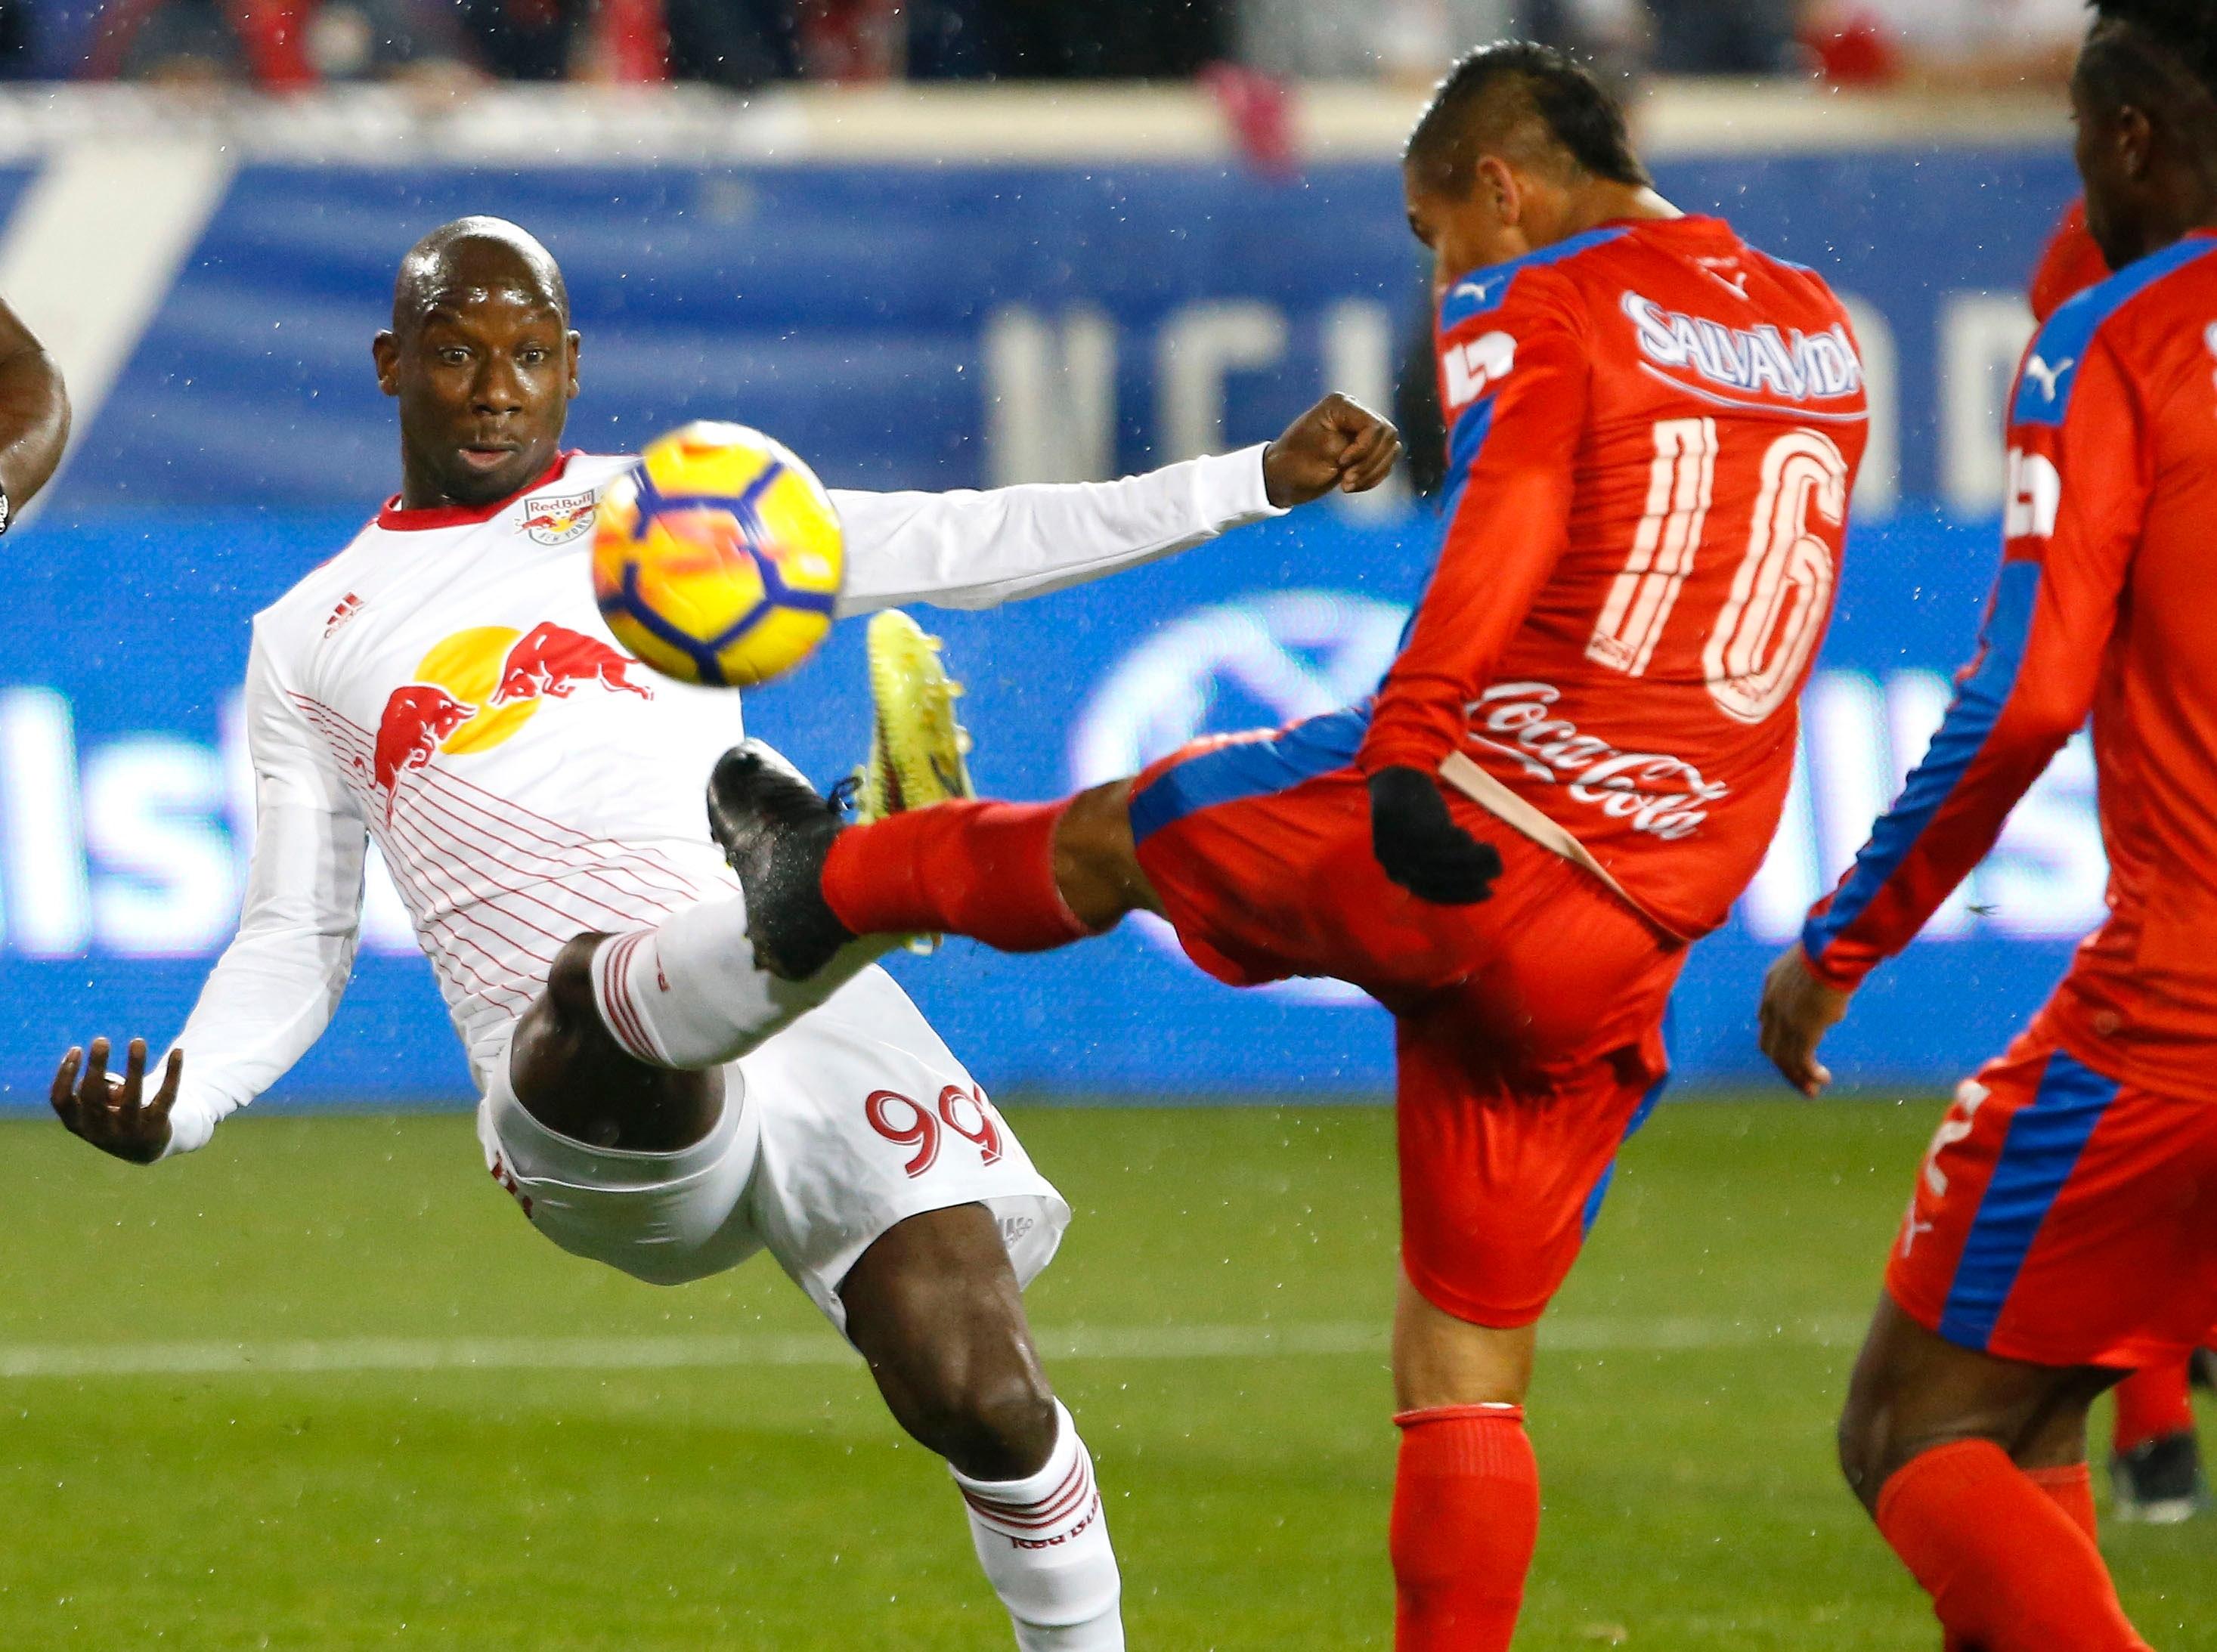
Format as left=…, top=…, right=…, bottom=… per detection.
left=1405, top=41, right=1650, bottom=196
left=2082, top=0, right=2217, bottom=131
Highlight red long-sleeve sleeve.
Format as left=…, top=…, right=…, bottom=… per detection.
left=1360, top=266, right=1593, bottom=776
left=1801, top=322, right=2149, bottom=990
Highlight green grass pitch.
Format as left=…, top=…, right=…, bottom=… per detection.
left=2, top=1099, right=2209, bottom=1649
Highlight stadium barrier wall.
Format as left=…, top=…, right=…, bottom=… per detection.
left=0, top=89, right=2087, bottom=1106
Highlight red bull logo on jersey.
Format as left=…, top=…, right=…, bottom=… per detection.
left=367, top=684, right=477, bottom=812
left=518, top=490, right=597, bottom=546
left=490, top=620, right=655, bottom=704
left=359, top=621, right=654, bottom=819
left=1621, top=291, right=1862, bottom=407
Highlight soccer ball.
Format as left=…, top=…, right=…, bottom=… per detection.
left=592, top=422, right=845, bottom=688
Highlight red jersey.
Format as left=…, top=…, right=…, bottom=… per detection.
left=1804, top=233, right=2217, bottom=1105
left=2030, top=200, right=2111, bottom=325
left=1361, top=215, right=1869, bottom=937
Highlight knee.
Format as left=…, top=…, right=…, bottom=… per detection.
left=510, top=935, right=619, bottom=1099
left=545, top=934, right=605, bottom=1022
left=883, top=1347, right=1058, bottom=1482
left=1052, top=782, right=1150, bottom=927
left=1837, top=1375, right=1931, bottom=1512
left=1836, top=1392, right=1887, bottom=1508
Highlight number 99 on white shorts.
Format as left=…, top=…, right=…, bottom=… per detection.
left=474, top=964, right=1070, bottom=1333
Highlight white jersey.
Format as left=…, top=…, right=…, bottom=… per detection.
left=163, top=447, right=1281, bottom=1156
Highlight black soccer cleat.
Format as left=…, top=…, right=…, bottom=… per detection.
left=2110, top=1430, right=2206, bottom=1525
left=2193, top=1347, right=2215, bottom=1393
left=704, top=740, right=858, bottom=982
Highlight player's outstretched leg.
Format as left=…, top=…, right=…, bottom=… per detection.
left=507, top=743, right=897, bottom=1152
left=1838, top=1295, right=2150, bottom=1652
left=716, top=763, right=1144, bottom=979
left=841, top=1202, right=1122, bottom=1651
left=709, top=606, right=1146, bottom=980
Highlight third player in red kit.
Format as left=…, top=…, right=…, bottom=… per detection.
left=1762, top=2, right=2217, bottom=1645
left=718, top=45, right=1866, bottom=1650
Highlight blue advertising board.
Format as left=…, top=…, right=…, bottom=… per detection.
left=0, top=142, right=2095, bottom=1106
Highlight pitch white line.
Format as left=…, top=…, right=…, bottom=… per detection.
left=0, top=1316, right=1866, bottom=1381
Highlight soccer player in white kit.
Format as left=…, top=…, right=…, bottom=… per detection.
left=46, top=218, right=1401, bottom=1648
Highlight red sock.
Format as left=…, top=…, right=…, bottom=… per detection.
left=2112, top=1359, right=2196, bottom=1456
left=1877, top=1440, right=2148, bottom=1652
left=1939, top=1461, right=2099, bottom=1652
left=821, top=800, right=1093, bottom=953
left=1391, top=1405, right=1539, bottom=1652
left=2027, top=1461, right=2098, bottom=1541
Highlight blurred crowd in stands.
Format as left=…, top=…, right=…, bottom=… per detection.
left=0, top=0, right=2092, bottom=91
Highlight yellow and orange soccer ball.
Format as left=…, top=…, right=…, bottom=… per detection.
left=592, top=422, right=845, bottom=688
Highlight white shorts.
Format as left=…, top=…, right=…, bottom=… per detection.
left=475, top=964, right=1070, bottom=1332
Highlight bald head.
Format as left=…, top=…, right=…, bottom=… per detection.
left=373, top=215, right=581, bottom=511
left=391, top=216, right=570, bottom=337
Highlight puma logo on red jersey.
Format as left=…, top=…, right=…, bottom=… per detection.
left=2022, top=354, right=2075, bottom=402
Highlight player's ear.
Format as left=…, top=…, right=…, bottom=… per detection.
left=566, top=329, right=582, bottom=399
left=2116, top=104, right=2156, bottom=181
left=372, top=329, right=401, bottom=398
left=1475, top=155, right=1521, bottom=228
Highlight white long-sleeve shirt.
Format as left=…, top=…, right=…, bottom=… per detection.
left=160, top=446, right=1281, bottom=1157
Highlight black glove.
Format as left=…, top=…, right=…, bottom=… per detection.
left=1367, top=766, right=1503, bottom=905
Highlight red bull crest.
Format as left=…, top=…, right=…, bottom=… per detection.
left=518, top=490, right=597, bottom=547
left=359, top=621, right=653, bottom=818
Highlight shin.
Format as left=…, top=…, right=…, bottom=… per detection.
left=589, top=904, right=891, bottom=1070
left=1841, top=1296, right=2147, bottom=1652
left=844, top=1205, right=1122, bottom=1651
left=820, top=783, right=1156, bottom=950
left=1390, top=1279, right=1541, bottom=1652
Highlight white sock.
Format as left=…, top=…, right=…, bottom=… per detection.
left=949, top=1400, right=1123, bottom=1651
left=589, top=899, right=891, bottom=1069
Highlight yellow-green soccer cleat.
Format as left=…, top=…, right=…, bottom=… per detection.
left=856, top=609, right=974, bottom=823
left=855, top=610, right=975, bottom=953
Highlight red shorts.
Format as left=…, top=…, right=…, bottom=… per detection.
left=1886, top=1019, right=2217, bottom=1369
left=1131, top=710, right=1685, bottom=1326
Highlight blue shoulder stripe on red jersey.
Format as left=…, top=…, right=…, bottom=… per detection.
left=1438, top=398, right=1497, bottom=524
left=1801, top=558, right=2042, bottom=964
left=1936, top=1050, right=2120, bottom=1353
left=2011, top=232, right=2217, bottom=428
left=1129, top=705, right=1370, bottom=843
left=1436, top=225, right=1632, bottom=330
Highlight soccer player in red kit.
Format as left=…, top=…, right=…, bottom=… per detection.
left=1760, top=3, right=2217, bottom=1644
left=717, top=43, right=1868, bottom=1648
left=2030, top=187, right=2209, bottom=1527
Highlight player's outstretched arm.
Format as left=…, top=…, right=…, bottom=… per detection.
left=82, top=632, right=373, bottom=1162
left=0, top=292, right=70, bottom=511
left=51, top=1037, right=182, bottom=1165
left=828, top=393, right=1399, bottom=614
